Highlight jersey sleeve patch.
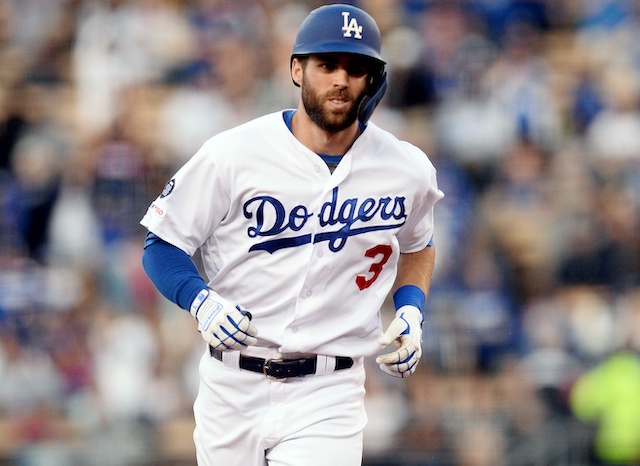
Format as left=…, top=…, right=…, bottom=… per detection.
left=160, top=178, right=176, bottom=198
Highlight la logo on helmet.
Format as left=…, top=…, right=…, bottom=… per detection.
left=341, top=11, right=363, bottom=39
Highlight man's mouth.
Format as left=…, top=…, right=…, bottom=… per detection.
left=328, top=97, right=350, bottom=109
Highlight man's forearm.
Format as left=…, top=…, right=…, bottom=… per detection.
left=393, top=245, right=436, bottom=296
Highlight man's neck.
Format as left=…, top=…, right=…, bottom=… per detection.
left=291, top=108, right=361, bottom=156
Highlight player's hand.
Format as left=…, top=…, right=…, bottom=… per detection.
left=190, top=289, right=258, bottom=351
left=376, top=305, right=423, bottom=378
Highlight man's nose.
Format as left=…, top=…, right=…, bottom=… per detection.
left=333, top=68, right=350, bottom=87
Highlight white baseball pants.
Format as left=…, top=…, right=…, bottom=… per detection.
left=192, top=347, right=367, bottom=466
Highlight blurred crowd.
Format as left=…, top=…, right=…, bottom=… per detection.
left=1, top=0, right=640, bottom=465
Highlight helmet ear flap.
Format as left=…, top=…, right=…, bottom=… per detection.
left=366, top=63, right=385, bottom=96
left=358, top=71, right=387, bottom=125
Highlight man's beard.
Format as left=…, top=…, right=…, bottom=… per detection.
left=301, top=75, right=364, bottom=133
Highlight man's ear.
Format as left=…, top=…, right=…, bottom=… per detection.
left=291, top=57, right=303, bottom=87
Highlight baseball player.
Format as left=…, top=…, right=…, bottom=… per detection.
left=141, top=4, right=444, bottom=465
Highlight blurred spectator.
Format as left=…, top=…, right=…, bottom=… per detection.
left=0, top=327, right=65, bottom=415
left=76, top=107, right=162, bottom=312
left=0, top=83, right=70, bottom=263
left=428, top=148, right=478, bottom=287
left=456, top=244, right=521, bottom=373
left=2, top=133, right=63, bottom=262
left=585, top=65, right=640, bottom=192
left=0, top=325, right=73, bottom=465
left=521, top=293, right=582, bottom=418
left=482, top=9, right=562, bottom=154
left=430, top=33, right=512, bottom=192
left=72, top=0, right=195, bottom=136
left=88, top=307, right=160, bottom=423
left=467, top=0, right=552, bottom=42
left=0, top=0, right=69, bottom=83
left=156, top=0, right=272, bottom=163
left=46, top=160, right=105, bottom=271
left=557, top=210, right=636, bottom=291
left=574, top=0, right=640, bottom=70
left=389, top=2, right=471, bottom=108
left=570, top=349, right=640, bottom=465
left=253, top=1, right=307, bottom=114
left=86, top=117, right=152, bottom=247
left=561, top=286, right=619, bottom=364
left=479, top=138, right=559, bottom=302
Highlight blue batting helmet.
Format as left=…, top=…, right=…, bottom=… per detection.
left=291, top=3, right=385, bottom=67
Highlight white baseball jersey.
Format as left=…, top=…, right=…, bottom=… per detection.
left=141, top=110, right=443, bottom=358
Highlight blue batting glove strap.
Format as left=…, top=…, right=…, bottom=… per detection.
left=190, top=288, right=258, bottom=351
left=392, top=285, right=425, bottom=325
left=190, top=288, right=211, bottom=319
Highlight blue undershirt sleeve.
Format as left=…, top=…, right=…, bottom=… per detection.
left=142, top=232, right=207, bottom=311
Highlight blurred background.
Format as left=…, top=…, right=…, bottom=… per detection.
left=1, top=0, right=640, bottom=465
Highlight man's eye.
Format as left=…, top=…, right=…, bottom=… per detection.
left=348, top=66, right=367, bottom=77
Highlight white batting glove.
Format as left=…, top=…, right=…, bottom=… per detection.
left=376, top=305, right=423, bottom=378
left=190, top=289, right=258, bottom=351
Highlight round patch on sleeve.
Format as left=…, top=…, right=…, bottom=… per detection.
left=160, top=179, right=176, bottom=198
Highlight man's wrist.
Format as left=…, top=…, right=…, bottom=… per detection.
left=190, top=288, right=211, bottom=318
left=393, top=285, right=425, bottom=324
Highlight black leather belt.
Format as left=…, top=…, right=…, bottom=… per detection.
left=210, top=346, right=353, bottom=379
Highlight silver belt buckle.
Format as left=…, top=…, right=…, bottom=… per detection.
left=263, top=358, right=284, bottom=380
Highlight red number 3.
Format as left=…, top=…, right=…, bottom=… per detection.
left=356, top=244, right=393, bottom=290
